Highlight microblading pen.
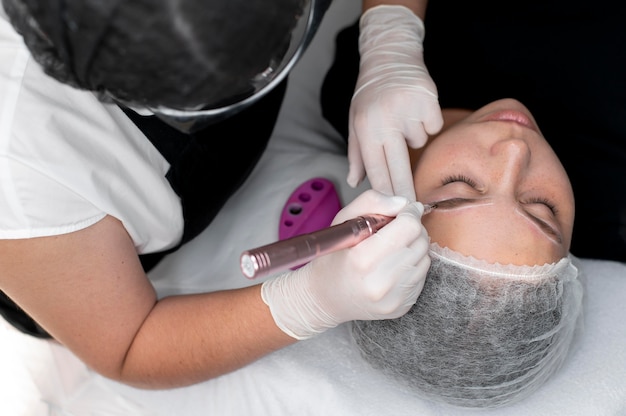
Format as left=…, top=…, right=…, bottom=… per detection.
left=240, top=204, right=434, bottom=279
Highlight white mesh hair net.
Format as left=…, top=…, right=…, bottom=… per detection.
left=351, top=243, right=584, bottom=409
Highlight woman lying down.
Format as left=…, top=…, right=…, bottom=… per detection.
left=351, top=98, right=584, bottom=409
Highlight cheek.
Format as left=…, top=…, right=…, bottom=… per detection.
left=422, top=215, right=468, bottom=250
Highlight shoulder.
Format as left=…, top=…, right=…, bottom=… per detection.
left=0, top=14, right=182, bottom=251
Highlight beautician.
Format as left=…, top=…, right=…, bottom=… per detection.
left=0, top=0, right=432, bottom=388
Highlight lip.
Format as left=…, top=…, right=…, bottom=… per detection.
left=480, top=110, right=539, bottom=133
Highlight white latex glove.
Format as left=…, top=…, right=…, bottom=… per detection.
left=261, top=190, right=431, bottom=340
left=348, top=5, right=443, bottom=200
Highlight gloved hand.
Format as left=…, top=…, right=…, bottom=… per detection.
left=348, top=5, right=443, bottom=200
left=261, top=190, right=431, bottom=340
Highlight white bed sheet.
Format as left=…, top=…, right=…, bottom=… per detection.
left=1, top=1, right=626, bottom=414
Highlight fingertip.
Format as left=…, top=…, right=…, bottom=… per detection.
left=346, top=149, right=365, bottom=189
left=415, top=201, right=425, bottom=216
left=425, top=113, right=444, bottom=135
left=399, top=201, right=426, bottom=218
left=405, top=130, right=429, bottom=149
left=347, top=172, right=361, bottom=188
left=425, top=124, right=443, bottom=136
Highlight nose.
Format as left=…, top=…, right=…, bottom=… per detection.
left=489, top=138, right=531, bottom=184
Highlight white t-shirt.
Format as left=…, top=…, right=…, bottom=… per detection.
left=0, top=7, right=183, bottom=254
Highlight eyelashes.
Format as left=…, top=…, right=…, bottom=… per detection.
left=442, top=174, right=478, bottom=188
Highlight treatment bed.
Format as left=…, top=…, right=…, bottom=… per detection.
left=1, top=1, right=625, bottom=414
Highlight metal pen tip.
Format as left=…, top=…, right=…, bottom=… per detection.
left=423, top=203, right=437, bottom=215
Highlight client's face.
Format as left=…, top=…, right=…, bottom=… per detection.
left=414, top=99, right=575, bottom=265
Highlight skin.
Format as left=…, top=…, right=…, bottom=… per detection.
left=0, top=215, right=295, bottom=389
left=411, top=98, right=575, bottom=266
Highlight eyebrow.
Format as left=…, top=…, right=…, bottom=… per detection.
left=519, top=210, right=563, bottom=244
left=432, top=198, right=563, bottom=243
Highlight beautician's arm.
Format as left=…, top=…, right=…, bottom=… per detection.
left=0, top=190, right=426, bottom=390
left=362, top=0, right=427, bottom=19
left=0, top=215, right=294, bottom=389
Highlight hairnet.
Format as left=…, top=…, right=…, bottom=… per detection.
left=351, top=243, right=584, bottom=408
left=2, top=0, right=314, bottom=112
